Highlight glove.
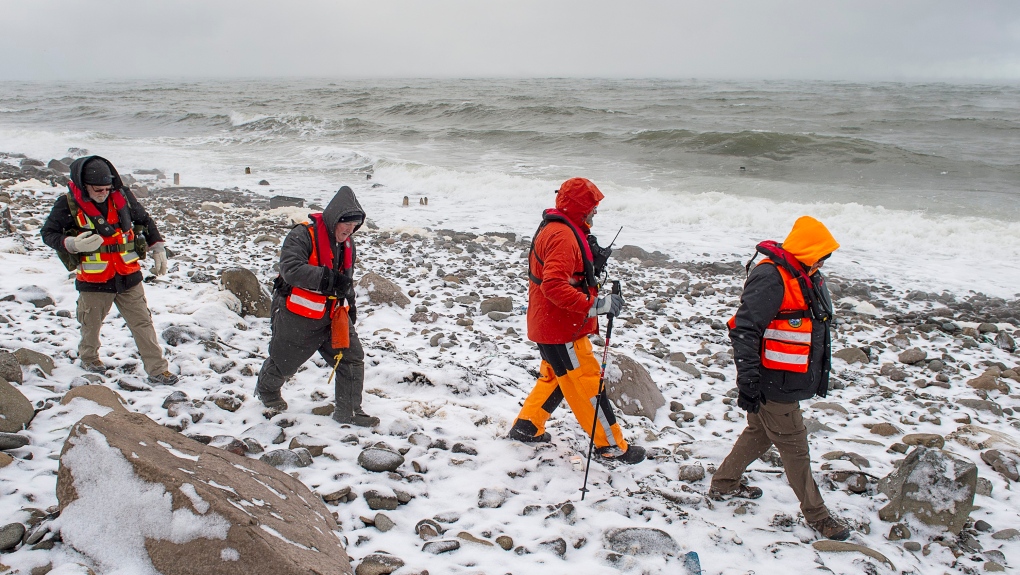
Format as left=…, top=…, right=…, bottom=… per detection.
left=331, top=271, right=352, bottom=298
left=588, top=293, right=625, bottom=317
left=63, top=232, right=104, bottom=254
left=149, top=242, right=168, bottom=276
left=736, top=381, right=766, bottom=414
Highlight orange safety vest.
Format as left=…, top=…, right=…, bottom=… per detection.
left=728, top=258, right=812, bottom=373
left=69, top=185, right=140, bottom=283
left=285, top=214, right=353, bottom=320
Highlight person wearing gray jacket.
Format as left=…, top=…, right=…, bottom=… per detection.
left=255, top=186, right=378, bottom=427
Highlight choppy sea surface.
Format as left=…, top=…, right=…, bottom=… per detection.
left=1, top=78, right=1019, bottom=296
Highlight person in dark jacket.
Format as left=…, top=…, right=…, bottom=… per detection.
left=255, top=186, right=378, bottom=427
left=40, top=155, right=177, bottom=384
left=709, top=216, right=849, bottom=541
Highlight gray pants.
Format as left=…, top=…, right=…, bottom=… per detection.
left=77, top=283, right=169, bottom=376
left=710, top=400, right=829, bottom=523
left=257, top=295, right=365, bottom=418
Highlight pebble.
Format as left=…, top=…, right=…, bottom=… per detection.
left=0, top=522, right=24, bottom=550
left=422, top=539, right=460, bottom=554
left=357, top=447, right=405, bottom=472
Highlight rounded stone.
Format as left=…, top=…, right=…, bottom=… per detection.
left=0, top=522, right=25, bottom=551
left=357, top=447, right=405, bottom=472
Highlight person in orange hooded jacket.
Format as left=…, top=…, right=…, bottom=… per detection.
left=507, top=177, right=645, bottom=465
left=710, top=216, right=850, bottom=541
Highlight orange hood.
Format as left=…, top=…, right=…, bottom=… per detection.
left=782, top=216, right=840, bottom=267
left=555, top=177, right=604, bottom=227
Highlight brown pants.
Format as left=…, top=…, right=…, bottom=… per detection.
left=77, top=283, right=168, bottom=376
left=711, top=400, right=829, bottom=523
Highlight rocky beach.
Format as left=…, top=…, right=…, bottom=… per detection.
left=1, top=150, right=1019, bottom=575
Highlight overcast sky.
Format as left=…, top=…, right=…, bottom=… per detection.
left=2, top=0, right=1018, bottom=81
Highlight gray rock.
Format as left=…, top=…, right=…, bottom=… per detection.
left=678, top=463, right=705, bottom=482
left=161, top=391, right=189, bottom=409
left=977, top=323, right=999, bottom=334
left=991, top=528, right=1019, bottom=540
left=486, top=311, right=511, bottom=321
left=269, top=195, right=303, bottom=209
left=957, top=398, right=1003, bottom=416
left=479, top=296, right=513, bottom=315
left=810, top=401, right=849, bottom=415
left=604, top=527, right=680, bottom=556
left=260, top=449, right=311, bottom=469
left=995, top=331, right=1016, bottom=352
left=373, top=513, right=395, bottom=533
left=422, top=539, right=460, bottom=554
left=355, top=552, right=404, bottom=575
left=673, top=362, right=702, bottom=379
left=358, top=272, right=410, bottom=308
left=0, top=352, right=23, bottom=384
left=538, top=537, right=567, bottom=557
left=898, top=348, right=927, bottom=365
left=357, top=447, right=404, bottom=472
left=980, top=449, right=1019, bottom=482
left=877, top=446, right=976, bottom=535
left=478, top=487, right=510, bottom=509
left=0, top=522, right=25, bottom=551
left=604, top=353, right=665, bottom=419
left=13, top=348, right=55, bottom=376
left=833, top=347, right=869, bottom=364
left=364, top=489, right=399, bottom=510
left=0, top=431, right=29, bottom=450
left=0, top=378, right=34, bottom=433
left=221, top=267, right=272, bottom=318
left=16, top=285, right=54, bottom=308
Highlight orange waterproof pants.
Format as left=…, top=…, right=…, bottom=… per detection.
left=512, top=337, right=628, bottom=452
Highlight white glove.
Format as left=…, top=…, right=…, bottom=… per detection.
left=149, top=242, right=168, bottom=276
left=589, top=293, right=625, bottom=317
left=63, top=232, right=104, bottom=254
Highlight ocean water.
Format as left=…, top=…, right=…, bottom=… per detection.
left=1, top=78, right=1019, bottom=297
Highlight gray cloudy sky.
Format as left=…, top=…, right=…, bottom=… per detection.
left=2, top=0, right=1018, bottom=81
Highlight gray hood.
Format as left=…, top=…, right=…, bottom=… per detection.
left=321, top=186, right=365, bottom=241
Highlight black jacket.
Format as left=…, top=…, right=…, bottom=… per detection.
left=729, top=262, right=834, bottom=403
left=275, top=186, right=365, bottom=322
left=40, top=156, right=164, bottom=294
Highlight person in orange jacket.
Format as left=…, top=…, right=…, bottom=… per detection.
left=507, top=177, right=645, bottom=464
left=710, top=216, right=850, bottom=541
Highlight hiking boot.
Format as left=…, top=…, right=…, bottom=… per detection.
left=507, top=427, right=552, bottom=443
left=147, top=371, right=179, bottom=385
left=808, top=516, right=851, bottom=541
left=596, top=445, right=646, bottom=465
left=333, top=410, right=380, bottom=427
left=255, top=389, right=288, bottom=411
left=81, top=359, right=110, bottom=373
left=708, top=484, right=764, bottom=502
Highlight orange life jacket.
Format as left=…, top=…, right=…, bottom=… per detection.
left=285, top=214, right=353, bottom=320
left=68, top=183, right=140, bottom=283
left=728, top=258, right=812, bottom=373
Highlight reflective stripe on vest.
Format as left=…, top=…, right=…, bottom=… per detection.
left=284, top=216, right=354, bottom=320
left=760, top=259, right=812, bottom=373
left=286, top=287, right=329, bottom=319
left=72, top=201, right=140, bottom=282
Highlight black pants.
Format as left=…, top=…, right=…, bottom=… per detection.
left=257, top=295, right=365, bottom=418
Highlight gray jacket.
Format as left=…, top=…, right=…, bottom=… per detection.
left=276, top=186, right=365, bottom=314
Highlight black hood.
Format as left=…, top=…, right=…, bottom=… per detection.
left=321, top=186, right=365, bottom=240
left=68, top=155, right=125, bottom=198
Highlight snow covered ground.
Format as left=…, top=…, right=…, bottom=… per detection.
left=1, top=167, right=1019, bottom=575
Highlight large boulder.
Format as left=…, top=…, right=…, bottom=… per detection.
left=57, top=411, right=352, bottom=575
left=357, top=272, right=410, bottom=309
left=220, top=268, right=272, bottom=318
left=604, top=354, right=665, bottom=420
left=877, top=446, right=976, bottom=535
left=0, top=377, right=34, bottom=433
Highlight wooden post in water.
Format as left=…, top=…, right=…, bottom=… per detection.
left=173, top=173, right=180, bottom=185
